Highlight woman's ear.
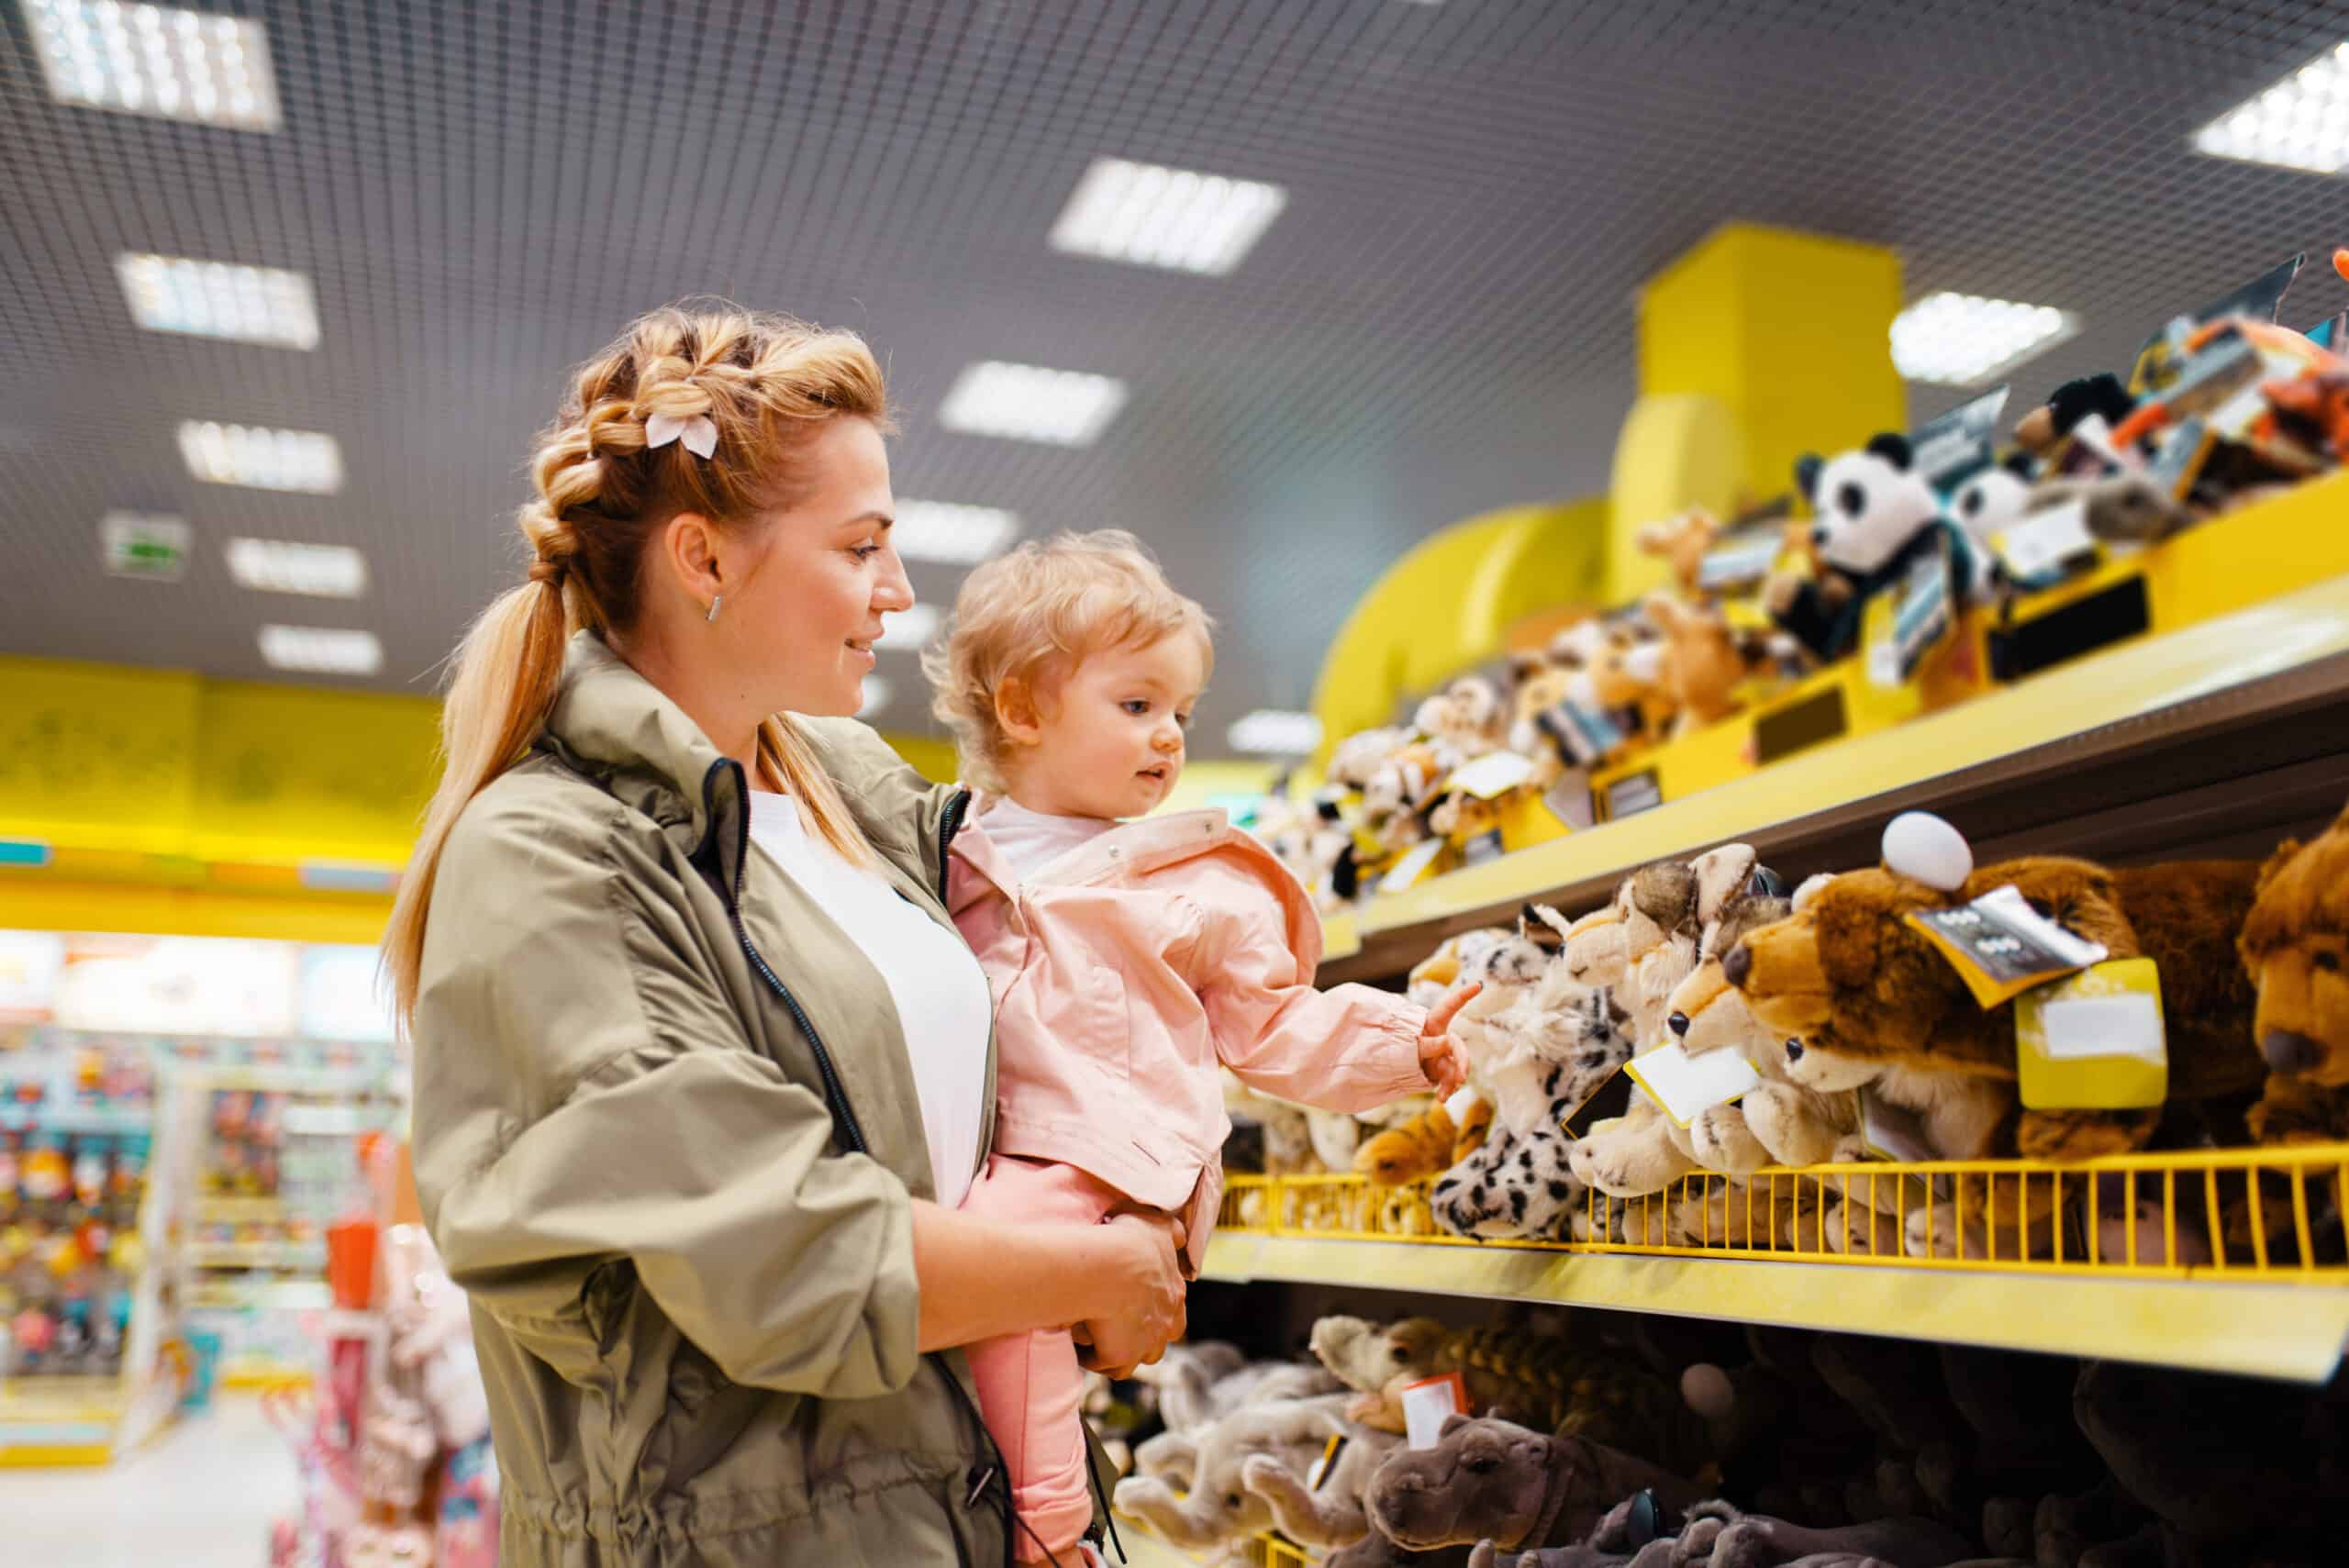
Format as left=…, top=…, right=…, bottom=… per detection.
left=995, top=674, right=1046, bottom=749
left=658, top=512, right=725, bottom=610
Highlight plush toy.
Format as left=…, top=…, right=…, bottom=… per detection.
left=2236, top=799, right=2349, bottom=1144
left=2259, top=365, right=2349, bottom=464
left=2043, top=473, right=2196, bottom=546
left=1464, top=1499, right=1984, bottom=1568
left=1259, top=794, right=1361, bottom=914
left=1636, top=508, right=1724, bottom=598
left=1431, top=1120, right=1588, bottom=1242
left=1129, top=1340, right=1342, bottom=1438
left=1765, top=434, right=1976, bottom=664
left=2013, top=372, right=2137, bottom=457
left=1642, top=593, right=1769, bottom=737
left=1311, top=1316, right=1654, bottom=1444
left=1361, top=1415, right=1706, bottom=1557
left=1330, top=726, right=1416, bottom=791
left=1356, top=1095, right=1494, bottom=1185
left=1114, top=1393, right=1357, bottom=1561
left=1725, top=814, right=2265, bottom=1256
left=1244, top=1421, right=1408, bottom=1552
left=1417, top=674, right=1512, bottom=768
left=1363, top=740, right=1451, bottom=857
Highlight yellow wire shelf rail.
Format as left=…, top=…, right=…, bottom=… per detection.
left=1208, top=1145, right=2349, bottom=1384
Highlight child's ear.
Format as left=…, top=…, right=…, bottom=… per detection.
left=995, top=674, right=1046, bottom=748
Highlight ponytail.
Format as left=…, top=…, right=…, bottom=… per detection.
left=384, top=579, right=570, bottom=1033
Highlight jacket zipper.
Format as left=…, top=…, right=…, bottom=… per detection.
left=937, top=787, right=973, bottom=896
left=707, top=760, right=869, bottom=1156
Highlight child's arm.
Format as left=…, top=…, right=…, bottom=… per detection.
left=1200, top=900, right=1467, bottom=1110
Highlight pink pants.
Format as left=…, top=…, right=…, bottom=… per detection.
left=959, top=1154, right=1127, bottom=1564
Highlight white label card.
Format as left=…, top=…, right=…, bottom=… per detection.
left=1401, top=1376, right=1465, bottom=1451
left=2038, top=992, right=2165, bottom=1063
left=1623, top=1040, right=1763, bottom=1128
left=1447, top=750, right=1539, bottom=799
left=1380, top=837, right=1447, bottom=895
left=1993, top=500, right=2097, bottom=583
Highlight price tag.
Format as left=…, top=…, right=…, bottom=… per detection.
left=1621, top=1041, right=1764, bottom=1129
left=2015, top=958, right=2167, bottom=1109
left=1400, top=1372, right=1468, bottom=1451
left=1991, top=500, right=2099, bottom=586
left=1865, top=545, right=1955, bottom=690
left=1905, top=884, right=2110, bottom=1008
left=1446, top=750, right=1540, bottom=799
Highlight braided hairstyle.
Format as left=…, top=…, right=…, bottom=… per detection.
left=386, top=306, right=889, bottom=1029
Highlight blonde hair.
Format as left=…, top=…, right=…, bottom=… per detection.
left=385, top=304, right=891, bottom=1032
left=923, top=528, right=1214, bottom=793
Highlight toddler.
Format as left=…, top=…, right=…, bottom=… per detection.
left=923, top=530, right=1470, bottom=1566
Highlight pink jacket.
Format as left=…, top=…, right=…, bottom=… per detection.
left=949, top=805, right=1431, bottom=1264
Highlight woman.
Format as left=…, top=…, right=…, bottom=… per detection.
left=384, top=306, right=1186, bottom=1568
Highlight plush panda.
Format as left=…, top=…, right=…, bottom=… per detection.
left=1945, top=453, right=2034, bottom=560
left=1767, top=432, right=1976, bottom=663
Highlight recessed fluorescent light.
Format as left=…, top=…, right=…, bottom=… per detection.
left=177, top=421, right=342, bottom=494
left=2194, top=42, right=2349, bottom=173
left=227, top=538, right=368, bottom=598
left=117, top=253, right=317, bottom=348
left=1228, top=709, right=1323, bottom=756
left=1889, top=293, right=2081, bottom=387
left=259, top=625, right=381, bottom=676
left=27, top=2, right=282, bottom=130
left=858, top=677, right=894, bottom=719
left=1050, top=158, right=1289, bottom=275
left=877, top=603, right=941, bottom=651
left=937, top=361, right=1129, bottom=447
left=891, top=500, right=1021, bottom=566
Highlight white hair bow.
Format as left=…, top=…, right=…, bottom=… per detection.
left=645, top=412, right=718, bottom=459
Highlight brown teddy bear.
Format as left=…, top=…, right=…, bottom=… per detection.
left=2236, top=799, right=2349, bottom=1144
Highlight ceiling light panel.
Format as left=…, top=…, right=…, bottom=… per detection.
left=178, top=421, right=343, bottom=494
left=27, top=1, right=282, bottom=130
left=891, top=500, right=1021, bottom=566
left=1227, top=709, right=1323, bottom=756
left=937, top=361, right=1129, bottom=447
left=227, top=538, right=369, bottom=598
left=1050, top=157, right=1289, bottom=275
left=2194, top=43, right=2349, bottom=174
left=877, top=603, right=941, bottom=651
left=1889, top=292, right=2080, bottom=386
left=118, top=253, right=318, bottom=348
left=259, top=625, right=382, bottom=676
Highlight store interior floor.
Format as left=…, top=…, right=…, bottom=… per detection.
left=0, top=1395, right=296, bottom=1566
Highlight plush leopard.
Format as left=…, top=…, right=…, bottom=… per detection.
left=1433, top=1121, right=1586, bottom=1240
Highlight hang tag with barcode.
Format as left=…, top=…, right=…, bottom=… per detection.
left=1621, top=1041, right=1763, bottom=1129
left=1905, top=884, right=2109, bottom=1008
left=2015, top=958, right=2167, bottom=1108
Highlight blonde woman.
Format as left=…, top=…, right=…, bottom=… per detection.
left=384, top=306, right=1185, bottom=1568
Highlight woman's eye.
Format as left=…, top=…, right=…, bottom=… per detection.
left=851, top=543, right=883, bottom=562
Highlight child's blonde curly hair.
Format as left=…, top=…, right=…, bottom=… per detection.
left=923, top=529, right=1215, bottom=793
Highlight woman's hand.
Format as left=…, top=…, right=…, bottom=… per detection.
left=1417, top=982, right=1479, bottom=1099
left=1074, top=1211, right=1186, bottom=1378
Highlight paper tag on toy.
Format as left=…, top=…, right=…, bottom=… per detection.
left=1992, top=500, right=2099, bottom=585
left=1698, top=533, right=1784, bottom=592
left=1308, top=1432, right=1350, bottom=1491
left=1401, top=1373, right=1468, bottom=1451
left=1622, top=1041, right=1764, bottom=1129
left=1557, top=1064, right=1637, bottom=1140
left=1536, top=700, right=1624, bottom=768
left=1905, top=884, right=2110, bottom=1009
left=2015, top=958, right=2167, bottom=1109
left=1865, top=546, right=1955, bottom=689
left=1858, top=1089, right=1938, bottom=1164
left=1448, top=751, right=1539, bottom=800
left=1542, top=767, right=1598, bottom=831
left=1380, top=837, right=1448, bottom=895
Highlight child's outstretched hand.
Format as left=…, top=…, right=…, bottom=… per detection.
left=1417, top=982, right=1479, bottom=1099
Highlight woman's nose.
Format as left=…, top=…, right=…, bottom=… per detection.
left=874, top=554, right=915, bottom=611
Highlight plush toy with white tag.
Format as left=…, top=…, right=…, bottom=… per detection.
left=1724, top=813, right=2267, bottom=1257
left=1765, top=433, right=1979, bottom=665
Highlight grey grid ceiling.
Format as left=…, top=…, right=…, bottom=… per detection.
left=6, top=0, right=2349, bottom=756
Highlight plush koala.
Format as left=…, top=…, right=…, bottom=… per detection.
left=1362, top=1414, right=1706, bottom=1556
left=2236, top=799, right=2349, bottom=1144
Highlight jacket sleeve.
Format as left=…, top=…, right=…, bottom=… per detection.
left=1198, top=896, right=1433, bottom=1113
left=410, top=790, right=920, bottom=1402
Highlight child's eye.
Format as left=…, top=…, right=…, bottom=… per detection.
left=1122, top=699, right=1152, bottom=717
left=1175, top=712, right=1193, bottom=729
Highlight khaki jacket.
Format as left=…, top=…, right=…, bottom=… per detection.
left=411, top=632, right=1020, bottom=1567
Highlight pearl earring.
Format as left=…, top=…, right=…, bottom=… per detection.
left=706, top=595, right=723, bottom=624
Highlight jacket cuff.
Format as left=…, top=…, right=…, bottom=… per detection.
left=1355, top=990, right=1435, bottom=1100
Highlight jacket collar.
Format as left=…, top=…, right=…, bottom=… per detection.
left=542, top=631, right=740, bottom=884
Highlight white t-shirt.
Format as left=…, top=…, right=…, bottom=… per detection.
left=744, top=790, right=993, bottom=1207
left=978, top=796, right=1116, bottom=881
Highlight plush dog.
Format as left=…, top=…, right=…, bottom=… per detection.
left=1637, top=508, right=1724, bottom=598
left=2236, top=800, right=2349, bottom=1143
left=1643, top=592, right=1771, bottom=738
left=1363, top=1415, right=1706, bottom=1556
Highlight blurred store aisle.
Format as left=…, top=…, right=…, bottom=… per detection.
left=0, top=1395, right=296, bottom=1567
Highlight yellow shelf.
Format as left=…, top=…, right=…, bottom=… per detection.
left=1200, top=1231, right=2349, bottom=1385
left=1319, top=908, right=1361, bottom=962
left=1329, top=561, right=2349, bottom=974
left=1112, top=1529, right=1200, bottom=1568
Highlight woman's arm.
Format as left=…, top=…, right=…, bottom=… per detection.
left=911, top=1201, right=1185, bottom=1368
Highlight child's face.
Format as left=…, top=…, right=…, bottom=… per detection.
left=1015, top=633, right=1205, bottom=819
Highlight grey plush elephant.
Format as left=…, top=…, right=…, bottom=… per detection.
left=1112, top=1393, right=1353, bottom=1562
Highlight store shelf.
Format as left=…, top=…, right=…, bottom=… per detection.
left=0, top=1103, right=153, bottom=1135
left=185, top=1241, right=325, bottom=1271
left=1324, top=563, right=2349, bottom=983
left=1201, top=1231, right=2349, bottom=1385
